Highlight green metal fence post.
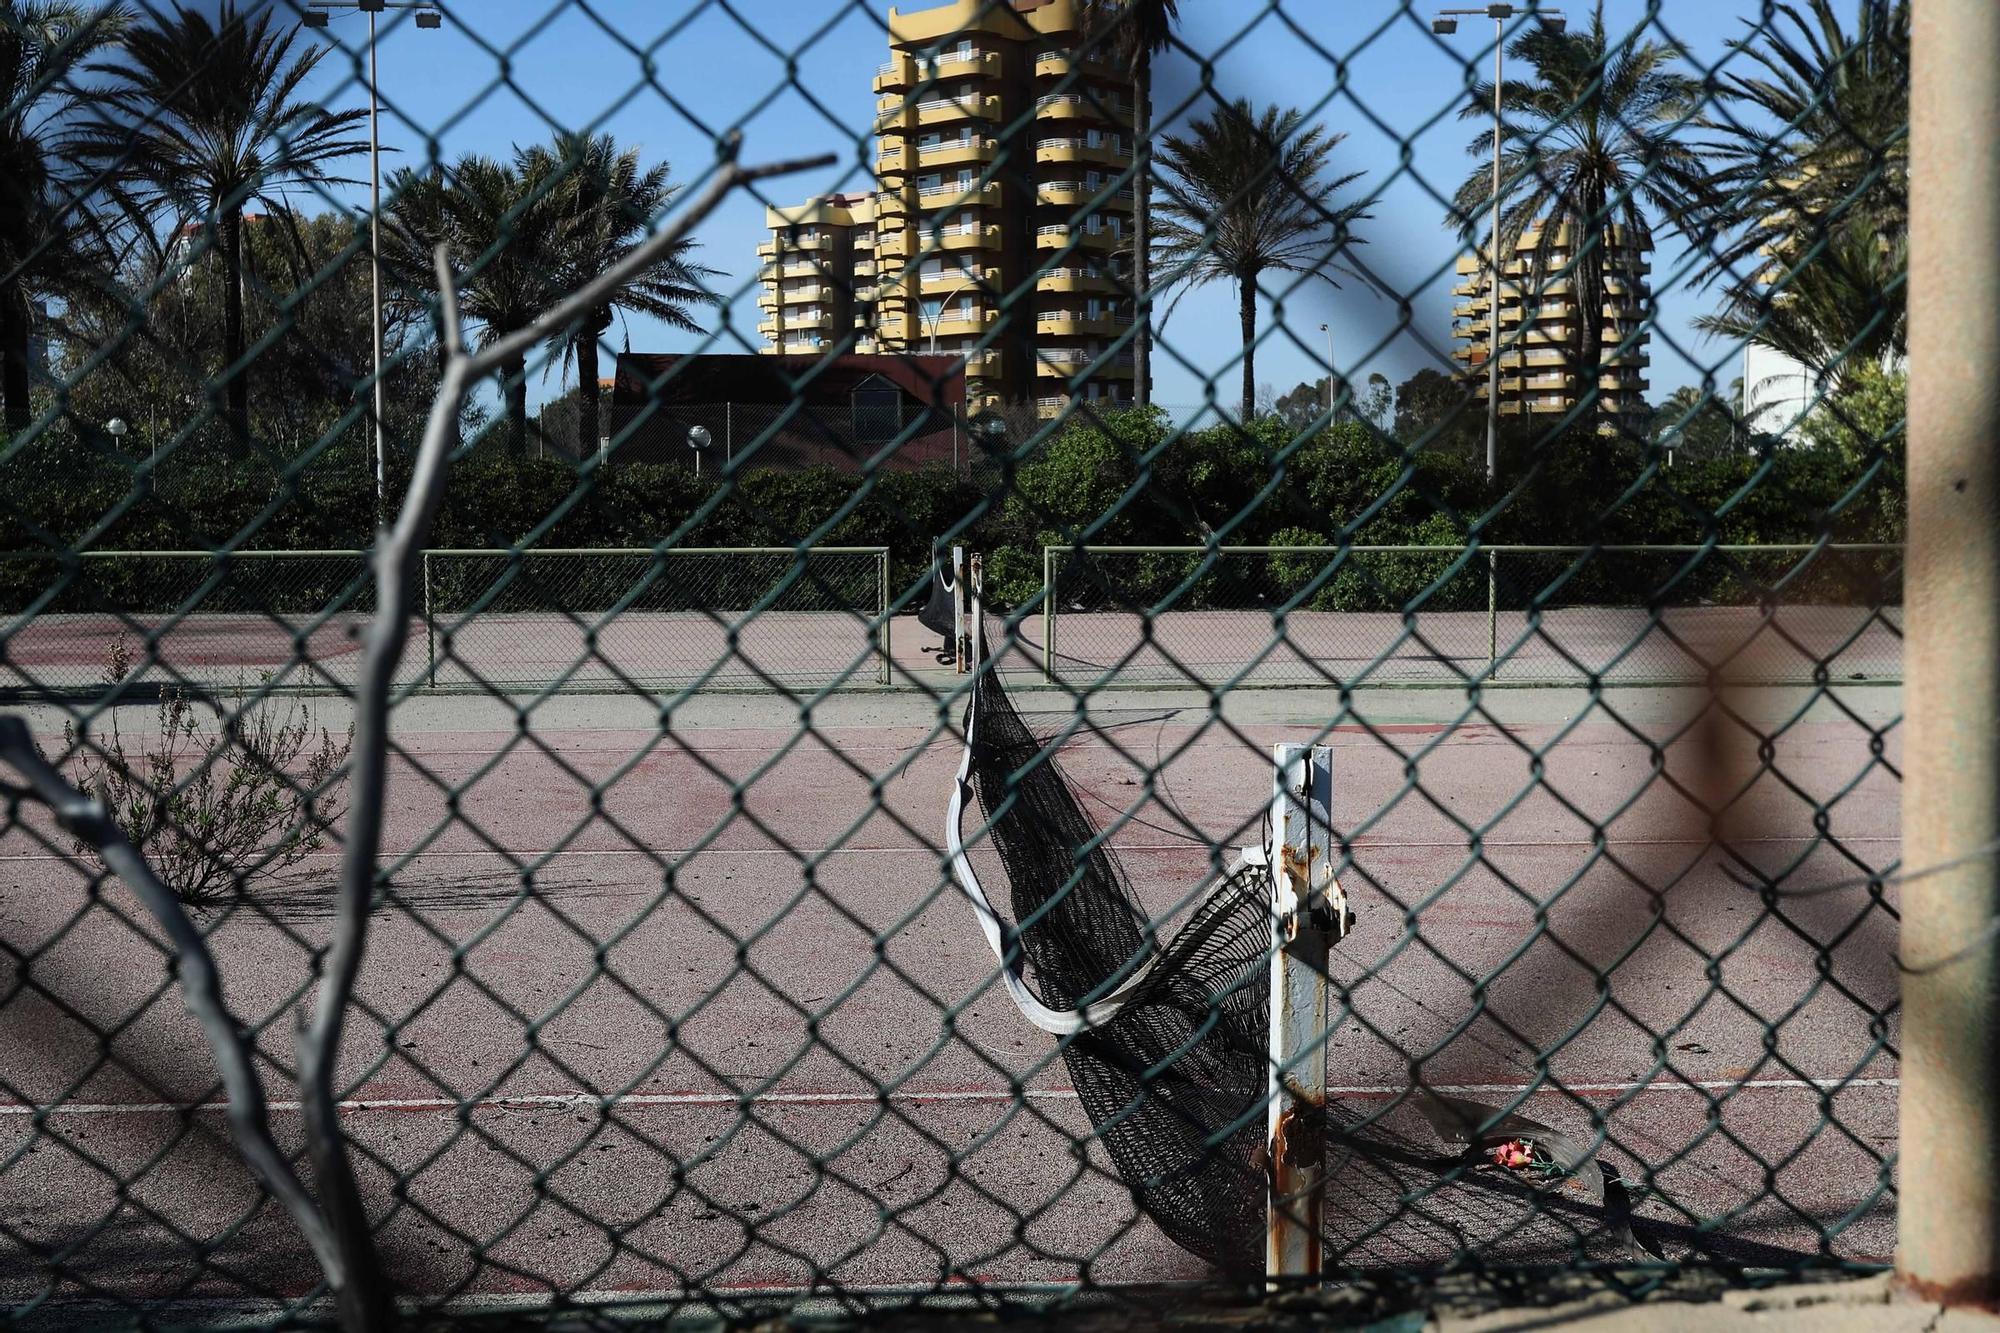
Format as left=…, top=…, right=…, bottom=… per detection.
left=1043, top=545, right=1055, bottom=684
left=424, top=551, right=436, bottom=689
left=878, top=548, right=891, bottom=686
left=1487, top=547, right=1498, bottom=675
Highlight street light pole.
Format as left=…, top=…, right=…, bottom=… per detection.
left=1434, top=4, right=1564, bottom=485
left=1319, top=322, right=1334, bottom=419
left=304, top=0, right=442, bottom=518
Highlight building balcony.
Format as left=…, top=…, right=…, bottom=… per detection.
left=1036, top=223, right=1120, bottom=251
left=916, top=180, right=1002, bottom=208
left=779, top=283, right=836, bottom=304
left=1037, top=180, right=1133, bottom=208
left=755, top=240, right=778, bottom=258
left=876, top=146, right=911, bottom=175
left=928, top=309, right=997, bottom=337
left=1036, top=313, right=1124, bottom=337
left=1037, top=267, right=1119, bottom=293
left=894, top=48, right=1001, bottom=84
left=918, top=223, right=1003, bottom=253
left=873, top=59, right=909, bottom=94
left=883, top=94, right=1001, bottom=129
left=1034, top=92, right=1131, bottom=124
left=919, top=265, right=994, bottom=293
left=918, top=136, right=998, bottom=168
left=1037, top=350, right=1136, bottom=377
left=1036, top=136, right=1130, bottom=166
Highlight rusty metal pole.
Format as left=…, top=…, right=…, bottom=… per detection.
left=1267, top=744, right=1332, bottom=1286
left=1900, top=0, right=2000, bottom=1307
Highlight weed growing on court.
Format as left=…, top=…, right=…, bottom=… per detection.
left=62, top=640, right=350, bottom=907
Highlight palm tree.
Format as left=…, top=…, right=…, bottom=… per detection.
left=1693, top=222, right=1905, bottom=377
left=1448, top=2, right=1713, bottom=404
left=1692, top=0, right=1908, bottom=375
left=1077, top=0, right=1178, bottom=411
left=74, top=1, right=367, bottom=450
left=0, top=0, right=125, bottom=433
left=1152, top=99, right=1371, bottom=421
left=386, top=154, right=566, bottom=456
left=516, top=133, right=719, bottom=456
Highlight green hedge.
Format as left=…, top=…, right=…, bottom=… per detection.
left=0, top=406, right=1903, bottom=618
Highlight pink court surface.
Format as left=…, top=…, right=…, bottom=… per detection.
left=0, top=680, right=1900, bottom=1317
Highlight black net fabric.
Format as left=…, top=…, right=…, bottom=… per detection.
left=959, top=621, right=1663, bottom=1279
left=963, top=623, right=1272, bottom=1275
left=917, top=556, right=957, bottom=641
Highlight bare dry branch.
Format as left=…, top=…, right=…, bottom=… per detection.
left=0, top=135, right=835, bottom=1332
left=0, top=716, right=345, bottom=1284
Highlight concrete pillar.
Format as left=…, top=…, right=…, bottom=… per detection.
left=1899, top=0, right=2000, bottom=1306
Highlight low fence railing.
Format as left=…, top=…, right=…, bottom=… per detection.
left=0, top=547, right=892, bottom=696
left=1038, top=543, right=1905, bottom=688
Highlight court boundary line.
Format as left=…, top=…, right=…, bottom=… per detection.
left=0, top=1076, right=1900, bottom=1119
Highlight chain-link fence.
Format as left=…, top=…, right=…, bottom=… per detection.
left=0, top=0, right=1945, bottom=1327
left=0, top=548, right=891, bottom=696
left=1041, top=544, right=1904, bottom=688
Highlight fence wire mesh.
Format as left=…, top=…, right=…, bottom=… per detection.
left=0, top=0, right=1915, bottom=1327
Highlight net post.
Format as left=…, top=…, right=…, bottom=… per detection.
left=1043, top=545, right=1055, bottom=683
left=952, top=545, right=967, bottom=673
left=1267, top=742, right=1332, bottom=1288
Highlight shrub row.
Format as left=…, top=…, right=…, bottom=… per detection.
left=1, top=408, right=1903, bottom=617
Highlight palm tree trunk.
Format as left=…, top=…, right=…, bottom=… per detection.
left=1238, top=276, right=1256, bottom=421
left=576, top=305, right=612, bottom=456
left=1576, top=197, right=1606, bottom=423
left=502, top=350, right=528, bottom=457
left=220, top=209, right=250, bottom=454
left=1133, top=59, right=1152, bottom=411
left=0, top=284, right=30, bottom=435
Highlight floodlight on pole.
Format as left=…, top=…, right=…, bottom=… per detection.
left=1433, top=3, right=1565, bottom=485
left=304, top=0, right=444, bottom=521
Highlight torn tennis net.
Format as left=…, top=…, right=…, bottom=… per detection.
left=946, top=605, right=1655, bottom=1277
left=947, top=608, right=1272, bottom=1274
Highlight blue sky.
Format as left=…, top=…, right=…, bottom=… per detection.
left=286, top=0, right=1776, bottom=415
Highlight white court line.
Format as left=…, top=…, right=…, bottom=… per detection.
left=0, top=1076, right=1900, bottom=1120
left=0, top=835, right=1898, bottom=864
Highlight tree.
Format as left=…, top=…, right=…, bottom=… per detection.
left=1270, top=378, right=1327, bottom=434
left=387, top=154, right=567, bottom=456
left=75, top=1, right=367, bottom=452
left=0, top=0, right=125, bottom=433
left=1448, top=2, right=1712, bottom=405
left=1077, top=0, right=1179, bottom=411
left=1153, top=99, right=1371, bottom=421
left=1648, top=382, right=1743, bottom=458
left=1691, top=0, right=1909, bottom=376
left=58, top=210, right=462, bottom=468
left=1358, top=371, right=1391, bottom=430
left=1392, top=367, right=1473, bottom=446
left=517, top=133, right=719, bottom=457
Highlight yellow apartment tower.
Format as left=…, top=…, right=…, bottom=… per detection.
left=756, top=0, right=1139, bottom=418
left=1451, top=222, right=1652, bottom=435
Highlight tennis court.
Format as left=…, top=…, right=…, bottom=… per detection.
left=0, top=682, right=1899, bottom=1312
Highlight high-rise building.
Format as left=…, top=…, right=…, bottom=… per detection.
left=756, top=0, right=1139, bottom=418
left=1451, top=221, right=1652, bottom=435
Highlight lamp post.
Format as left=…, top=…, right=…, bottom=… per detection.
left=304, top=0, right=443, bottom=517
left=921, top=275, right=981, bottom=353
left=1433, top=4, right=1564, bottom=484
left=1319, top=322, right=1335, bottom=419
